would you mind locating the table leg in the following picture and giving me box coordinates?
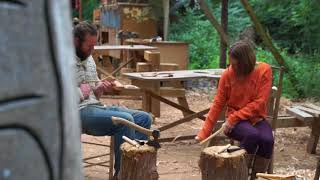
[307,117,320,154]
[132,79,160,117]
[170,81,190,117]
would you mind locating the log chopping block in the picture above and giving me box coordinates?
[118,142,159,180]
[199,145,248,180]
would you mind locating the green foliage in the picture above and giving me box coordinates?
[80,0,100,21]
[168,5,320,99]
[169,9,220,69]
[251,0,320,54]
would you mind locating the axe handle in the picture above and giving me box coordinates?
[112,117,153,137]
[200,123,226,145]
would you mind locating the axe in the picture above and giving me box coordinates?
[111,116,161,149]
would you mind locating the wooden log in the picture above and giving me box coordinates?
[199,145,248,180]
[118,142,159,180]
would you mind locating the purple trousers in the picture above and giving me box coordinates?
[226,120,274,159]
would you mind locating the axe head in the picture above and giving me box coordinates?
[152,130,160,139]
[147,140,161,149]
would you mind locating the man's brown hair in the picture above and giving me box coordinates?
[228,41,256,76]
[73,21,97,42]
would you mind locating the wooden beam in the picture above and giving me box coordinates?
[286,107,314,121]
[199,0,229,46]
[240,0,304,97]
[275,116,312,128]
[148,91,206,121]
[111,57,134,76]
[158,108,210,131]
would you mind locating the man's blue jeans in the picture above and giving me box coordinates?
[80,105,152,175]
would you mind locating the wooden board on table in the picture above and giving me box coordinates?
[295,105,320,117]
[303,104,320,112]
[123,69,223,82]
[94,45,157,51]
[286,107,314,121]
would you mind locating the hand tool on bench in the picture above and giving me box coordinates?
[112,116,161,149]
[200,123,226,145]
[217,144,231,154]
[226,146,243,153]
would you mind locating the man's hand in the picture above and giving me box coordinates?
[93,80,113,98]
[112,80,124,92]
[80,83,91,100]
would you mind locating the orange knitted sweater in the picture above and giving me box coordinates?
[197,62,272,140]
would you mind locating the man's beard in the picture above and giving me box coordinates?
[76,46,90,61]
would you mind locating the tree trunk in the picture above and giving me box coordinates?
[199,0,229,46]
[240,0,305,97]
[219,0,228,68]
[119,142,159,180]
[199,146,248,180]
[239,26,260,47]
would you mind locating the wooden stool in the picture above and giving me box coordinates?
[118,142,158,180]
[199,145,248,180]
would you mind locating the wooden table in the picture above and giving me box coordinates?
[123,69,223,141]
[93,45,157,75]
[285,104,320,154]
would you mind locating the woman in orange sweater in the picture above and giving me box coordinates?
[196,41,274,177]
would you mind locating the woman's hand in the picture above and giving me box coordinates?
[223,121,234,135]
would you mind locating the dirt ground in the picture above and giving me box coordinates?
[82,89,319,180]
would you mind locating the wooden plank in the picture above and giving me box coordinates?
[295,106,320,117]
[304,104,320,112]
[144,51,160,71]
[286,107,314,121]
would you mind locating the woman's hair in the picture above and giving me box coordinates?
[228,41,256,76]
